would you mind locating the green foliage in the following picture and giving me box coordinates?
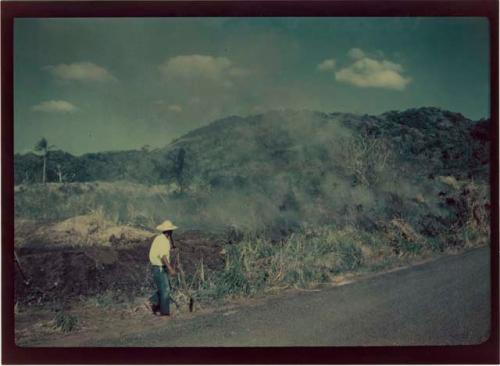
[34,138,48,153]
[169,217,489,306]
[334,240,365,271]
[15,149,164,185]
[15,108,490,186]
[14,153,42,184]
[53,311,79,333]
[167,147,191,193]
[214,262,251,298]
[185,226,369,301]
[425,237,445,252]
[397,239,422,255]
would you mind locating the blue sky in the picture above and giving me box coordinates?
[14,17,490,155]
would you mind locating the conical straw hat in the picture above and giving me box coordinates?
[156,220,178,231]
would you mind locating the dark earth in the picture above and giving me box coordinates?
[15,230,226,305]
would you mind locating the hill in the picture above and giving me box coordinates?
[13,107,491,307]
[165,107,489,183]
[15,107,489,186]
[14,107,490,236]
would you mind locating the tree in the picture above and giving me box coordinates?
[14,153,40,184]
[173,148,186,193]
[34,138,55,184]
[56,164,63,183]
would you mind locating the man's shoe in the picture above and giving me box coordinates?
[144,301,158,314]
[154,312,170,317]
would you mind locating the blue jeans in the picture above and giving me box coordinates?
[149,265,171,315]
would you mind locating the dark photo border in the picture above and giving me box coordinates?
[2,1,498,364]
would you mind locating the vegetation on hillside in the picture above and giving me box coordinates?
[14,107,491,308]
[15,108,489,185]
[15,107,490,233]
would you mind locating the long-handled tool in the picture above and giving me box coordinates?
[14,250,30,285]
[169,296,180,309]
[175,251,195,312]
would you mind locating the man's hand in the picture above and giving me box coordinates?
[162,255,177,277]
[167,263,177,277]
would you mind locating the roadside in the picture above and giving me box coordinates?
[16,245,490,347]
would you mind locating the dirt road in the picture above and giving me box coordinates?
[29,247,491,347]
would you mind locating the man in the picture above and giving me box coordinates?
[147,220,178,316]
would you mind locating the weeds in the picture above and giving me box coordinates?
[53,311,79,333]
[173,226,369,303]
[167,218,489,307]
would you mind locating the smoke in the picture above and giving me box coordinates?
[16,109,469,240]
[149,110,417,235]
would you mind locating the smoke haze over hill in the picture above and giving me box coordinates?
[15,107,490,236]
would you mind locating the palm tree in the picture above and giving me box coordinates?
[34,138,55,184]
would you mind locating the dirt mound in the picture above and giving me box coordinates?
[15,213,153,249]
[15,230,227,305]
[15,219,39,247]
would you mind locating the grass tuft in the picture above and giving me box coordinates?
[53,311,79,333]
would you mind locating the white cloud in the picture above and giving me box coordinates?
[32,100,78,113]
[348,48,365,60]
[335,50,411,90]
[168,104,183,113]
[44,62,116,82]
[317,59,336,71]
[158,54,249,88]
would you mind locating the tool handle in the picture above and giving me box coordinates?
[14,250,30,285]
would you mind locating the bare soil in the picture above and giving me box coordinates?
[15,230,226,305]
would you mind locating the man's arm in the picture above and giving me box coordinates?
[161,255,177,276]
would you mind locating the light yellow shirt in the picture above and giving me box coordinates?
[149,234,171,266]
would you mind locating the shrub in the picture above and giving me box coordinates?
[341,134,393,187]
[334,240,364,271]
[384,219,427,256]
